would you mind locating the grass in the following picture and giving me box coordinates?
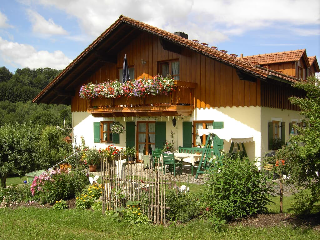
[6,176,27,186]
[0,208,319,240]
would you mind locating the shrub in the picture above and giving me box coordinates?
[118,201,150,225]
[165,189,201,222]
[291,190,317,215]
[203,156,274,221]
[0,184,33,207]
[31,169,88,204]
[75,183,102,209]
[52,199,68,210]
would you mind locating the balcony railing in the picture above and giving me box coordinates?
[88,81,197,117]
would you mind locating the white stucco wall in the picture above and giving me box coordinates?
[183,107,262,162]
[72,106,301,165]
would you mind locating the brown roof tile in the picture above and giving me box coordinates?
[242,49,310,67]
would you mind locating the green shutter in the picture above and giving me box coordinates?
[268,122,273,150]
[183,122,192,148]
[155,122,166,149]
[126,122,135,148]
[281,122,285,144]
[112,133,120,144]
[93,122,100,143]
[213,121,224,129]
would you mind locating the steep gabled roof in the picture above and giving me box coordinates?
[308,56,320,72]
[33,15,300,104]
[242,49,310,68]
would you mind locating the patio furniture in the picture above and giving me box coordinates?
[196,134,223,178]
[163,152,182,176]
[152,148,162,169]
[174,152,202,175]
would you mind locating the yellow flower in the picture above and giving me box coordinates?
[138,213,141,215]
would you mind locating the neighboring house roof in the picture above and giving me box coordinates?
[308,56,320,72]
[33,15,301,104]
[242,49,310,68]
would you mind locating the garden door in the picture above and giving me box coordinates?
[137,121,156,161]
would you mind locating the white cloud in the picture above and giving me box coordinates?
[291,28,320,36]
[27,0,319,46]
[0,11,13,28]
[0,37,72,69]
[27,9,68,36]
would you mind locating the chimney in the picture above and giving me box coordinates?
[174,32,188,39]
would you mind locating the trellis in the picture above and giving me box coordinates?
[100,155,166,224]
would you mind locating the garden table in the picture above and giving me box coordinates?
[174,152,202,175]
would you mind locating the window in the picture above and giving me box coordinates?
[119,67,134,83]
[268,121,285,150]
[93,121,120,144]
[137,121,155,156]
[193,121,213,147]
[159,60,179,80]
[101,121,113,143]
[289,121,298,135]
[273,121,280,139]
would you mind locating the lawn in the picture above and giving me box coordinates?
[0,208,319,240]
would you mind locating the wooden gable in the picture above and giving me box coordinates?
[34,15,307,115]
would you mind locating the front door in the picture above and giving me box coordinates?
[137,121,156,160]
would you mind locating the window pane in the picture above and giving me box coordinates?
[129,68,134,80]
[139,133,146,143]
[149,123,155,132]
[149,133,155,144]
[103,123,108,131]
[138,123,146,132]
[103,133,107,141]
[119,69,123,82]
[139,144,146,154]
[161,63,169,77]
[206,123,213,129]
[172,61,179,76]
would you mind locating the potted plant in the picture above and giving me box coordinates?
[110,122,125,134]
[85,149,101,172]
[125,147,136,163]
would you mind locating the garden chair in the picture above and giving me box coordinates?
[163,152,182,177]
[152,148,162,169]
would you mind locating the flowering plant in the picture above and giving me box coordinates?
[79,75,176,100]
[110,122,125,134]
[81,148,101,166]
[102,145,120,161]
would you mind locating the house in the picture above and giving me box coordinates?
[33,15,319,166]
[242,49,319,80]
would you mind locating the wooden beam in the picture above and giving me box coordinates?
[236,69,257,82]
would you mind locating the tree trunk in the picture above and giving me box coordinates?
[279,175,283,213]
[1,174,7,188]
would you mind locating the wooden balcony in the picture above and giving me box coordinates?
[88,81,197,117]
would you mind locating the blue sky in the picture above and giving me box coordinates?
[0,0,319,73]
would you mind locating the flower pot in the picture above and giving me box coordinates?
[89,165,97,172]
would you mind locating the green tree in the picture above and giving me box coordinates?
[0,67,13,83]
[37,125,72,169]
[275,76,320,213]
[0,123,42,188]
[0,124,72,188]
